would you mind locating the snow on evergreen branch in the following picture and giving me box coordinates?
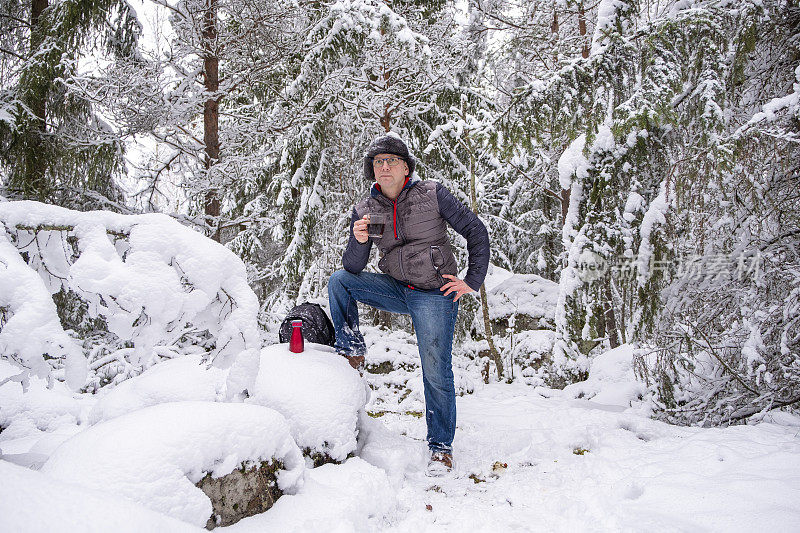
[0,201,260,396]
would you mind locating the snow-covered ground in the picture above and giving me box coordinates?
[361,384,800,532]
[2,331,800,531]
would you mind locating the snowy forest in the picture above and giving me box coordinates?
[1,0,799,530]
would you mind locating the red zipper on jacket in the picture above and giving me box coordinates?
[375,176,409,241]
[393,199,398,239]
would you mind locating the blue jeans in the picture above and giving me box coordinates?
[328,269,459,454]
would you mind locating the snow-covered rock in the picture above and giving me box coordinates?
[364,327,421,375]
[464,273,559,385]
[248,344,368,463]
[484,273,559,332]
[511,329,556,363]
[513,329,558,383]
[563,344,647,407]
[197,459,285,528]
[41,401,305,527]
[359,324,475,420]
[223,457,396,532]
[84,343,368,464]
[88,354,226,424]
[0,460,201,532]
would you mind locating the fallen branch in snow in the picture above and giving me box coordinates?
[7,223,128,238]
[724,395,800,424]
[693,326,759,397]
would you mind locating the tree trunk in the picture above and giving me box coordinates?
[466,135,503,380]
[603,278,620,348]
[578,1,589,59]
[551,5,559,66]
[561,184,570,223]
[553,7,573,222]
[379,63,392,132]
[26,0,49,199]
[30,0,47,121]
[380,105,392,133]
[202,0,221,240]
[478,284,503,379]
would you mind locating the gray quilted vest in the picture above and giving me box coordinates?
[354,180,458,290]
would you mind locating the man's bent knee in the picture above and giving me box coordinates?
[329,269,356,287]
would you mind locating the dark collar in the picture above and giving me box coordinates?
[370,176,418,200]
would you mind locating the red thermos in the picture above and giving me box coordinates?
[289,319,304,353]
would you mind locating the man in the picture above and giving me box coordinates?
[327,133,489,475]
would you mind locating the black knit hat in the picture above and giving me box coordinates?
[363,134,416,181]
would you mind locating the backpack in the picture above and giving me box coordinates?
[278,302,336,347]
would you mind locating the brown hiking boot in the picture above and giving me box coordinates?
[426,451,453,476]
[339,353,365,372]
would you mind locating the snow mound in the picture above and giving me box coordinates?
[248,344,368,461]
[512,330,556,360]
[0,359,88,468]
[564,344,647,407]
[223,457,396,532]
[0,360,84,434]
[357,410,427,480]
[486,273,558,322]
[365,327,421,371]
[0,460,200,532]
[480,263,513,291]
[41,401,305,527]
[89,354,226,424]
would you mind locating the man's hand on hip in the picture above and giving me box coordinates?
[353,215,369,244]
[440,274,475,301]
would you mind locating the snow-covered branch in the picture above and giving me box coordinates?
[0,201,260,396]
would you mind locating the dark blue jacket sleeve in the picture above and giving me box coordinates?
[436,184,490,291]
[342,207,371,273]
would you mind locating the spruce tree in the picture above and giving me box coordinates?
[499,0,735,386]
[647,0,800,424]
[0,0,139,205]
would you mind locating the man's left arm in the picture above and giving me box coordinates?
[436,183,490,297]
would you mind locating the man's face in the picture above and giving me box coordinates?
[373,153,409,198]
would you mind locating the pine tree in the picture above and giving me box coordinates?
[646,0,800,424]
[467,0,598,280]
[0,0,139,205]
[498,0,736,386]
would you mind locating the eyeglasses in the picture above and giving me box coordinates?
[372,157,403,168]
